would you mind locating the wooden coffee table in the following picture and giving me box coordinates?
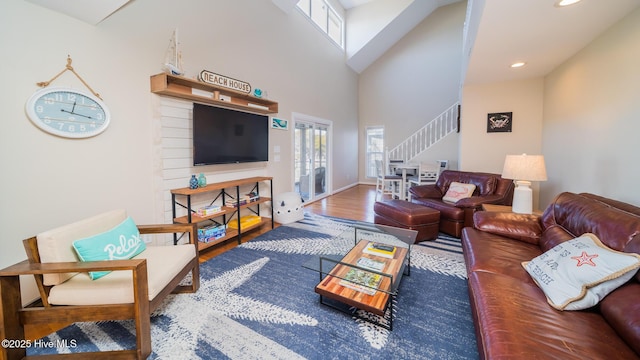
[304,223,416,330]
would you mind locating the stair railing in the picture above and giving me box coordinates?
[388,102,459,163]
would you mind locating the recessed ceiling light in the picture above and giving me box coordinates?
[511,62,526,68]
[555,0,582,7]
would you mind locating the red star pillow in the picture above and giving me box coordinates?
[522,233,640,310]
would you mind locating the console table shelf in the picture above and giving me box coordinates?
[173,198,272,224]
[170,176,273,251]
[150,73,278,115]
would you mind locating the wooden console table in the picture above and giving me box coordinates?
[171,176,273,251]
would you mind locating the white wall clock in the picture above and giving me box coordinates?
[25,87,111,138]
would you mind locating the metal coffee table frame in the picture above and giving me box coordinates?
[304,222,417,331]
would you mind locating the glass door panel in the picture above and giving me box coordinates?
[294,119,330,202]
[314,125,328,198]
[295,123,313,201]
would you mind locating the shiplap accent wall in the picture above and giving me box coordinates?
[157,97,193,224]
[152,96,270,245]
[150,96,194,245]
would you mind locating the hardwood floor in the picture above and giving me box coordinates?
[304,184,378,223]
[198,184,379,262]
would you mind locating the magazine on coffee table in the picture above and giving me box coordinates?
[356,257,385,272]
[339,268,382,295]
[363,242,397,258]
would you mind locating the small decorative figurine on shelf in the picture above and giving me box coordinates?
[198,173,207,188]
[189,175,198,189]
[253,88,268,99]
[163,29,184,76]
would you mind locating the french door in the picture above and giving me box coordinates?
[293,114,331,202]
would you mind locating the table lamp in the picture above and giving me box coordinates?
[501,154,547,214]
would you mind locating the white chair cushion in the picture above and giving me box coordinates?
[37,210,128,286]
[47,244,196,305]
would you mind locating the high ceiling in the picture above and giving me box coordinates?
[339,0,374,10]
[464,0,640,85]
[23,0,640,85]
[24,0,131,25]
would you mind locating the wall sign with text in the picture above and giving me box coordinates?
[199,70,251,94]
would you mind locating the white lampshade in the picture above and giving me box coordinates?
[502,154,547,182]
[502,154,547,214]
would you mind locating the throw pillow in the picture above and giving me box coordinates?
[442,181,476,203]
[72,216,146,280]
[522,233,640,311]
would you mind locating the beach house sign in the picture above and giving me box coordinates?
[199,70,251,94]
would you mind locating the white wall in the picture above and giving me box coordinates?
[358,1,465,182]
[461,7,640,210]
[460,78,545,171]
[541,7,640,207]
[0,0,358,270]
[459,78,544,208]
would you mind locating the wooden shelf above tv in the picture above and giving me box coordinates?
[150,73,278,115]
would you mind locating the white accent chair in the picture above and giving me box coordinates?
[0,209,199,359]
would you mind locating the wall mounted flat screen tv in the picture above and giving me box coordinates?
[192,103,269,165]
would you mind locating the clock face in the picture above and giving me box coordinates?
[25,87,110,138]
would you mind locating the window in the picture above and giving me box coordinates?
[365,127,384,178]
[296,0,344,48]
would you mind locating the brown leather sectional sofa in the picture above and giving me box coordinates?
[409,170,514,237]
[462,192,640,359]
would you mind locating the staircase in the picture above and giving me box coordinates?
[388,102,459,163]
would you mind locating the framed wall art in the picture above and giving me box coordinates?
[487,112,512,133]
[271,117,289,130]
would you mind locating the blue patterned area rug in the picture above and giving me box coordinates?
[28,213,478,359]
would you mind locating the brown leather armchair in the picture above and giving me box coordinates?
[409,170,514,237]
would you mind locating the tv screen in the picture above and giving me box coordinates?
[192,103,269,165]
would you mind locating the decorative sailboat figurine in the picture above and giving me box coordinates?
[162,29,184,76]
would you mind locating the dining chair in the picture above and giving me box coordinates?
[375,159,402,200]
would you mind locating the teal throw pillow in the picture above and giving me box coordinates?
[72,216,146,280]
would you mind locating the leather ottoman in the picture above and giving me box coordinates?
[374,200,440,242]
